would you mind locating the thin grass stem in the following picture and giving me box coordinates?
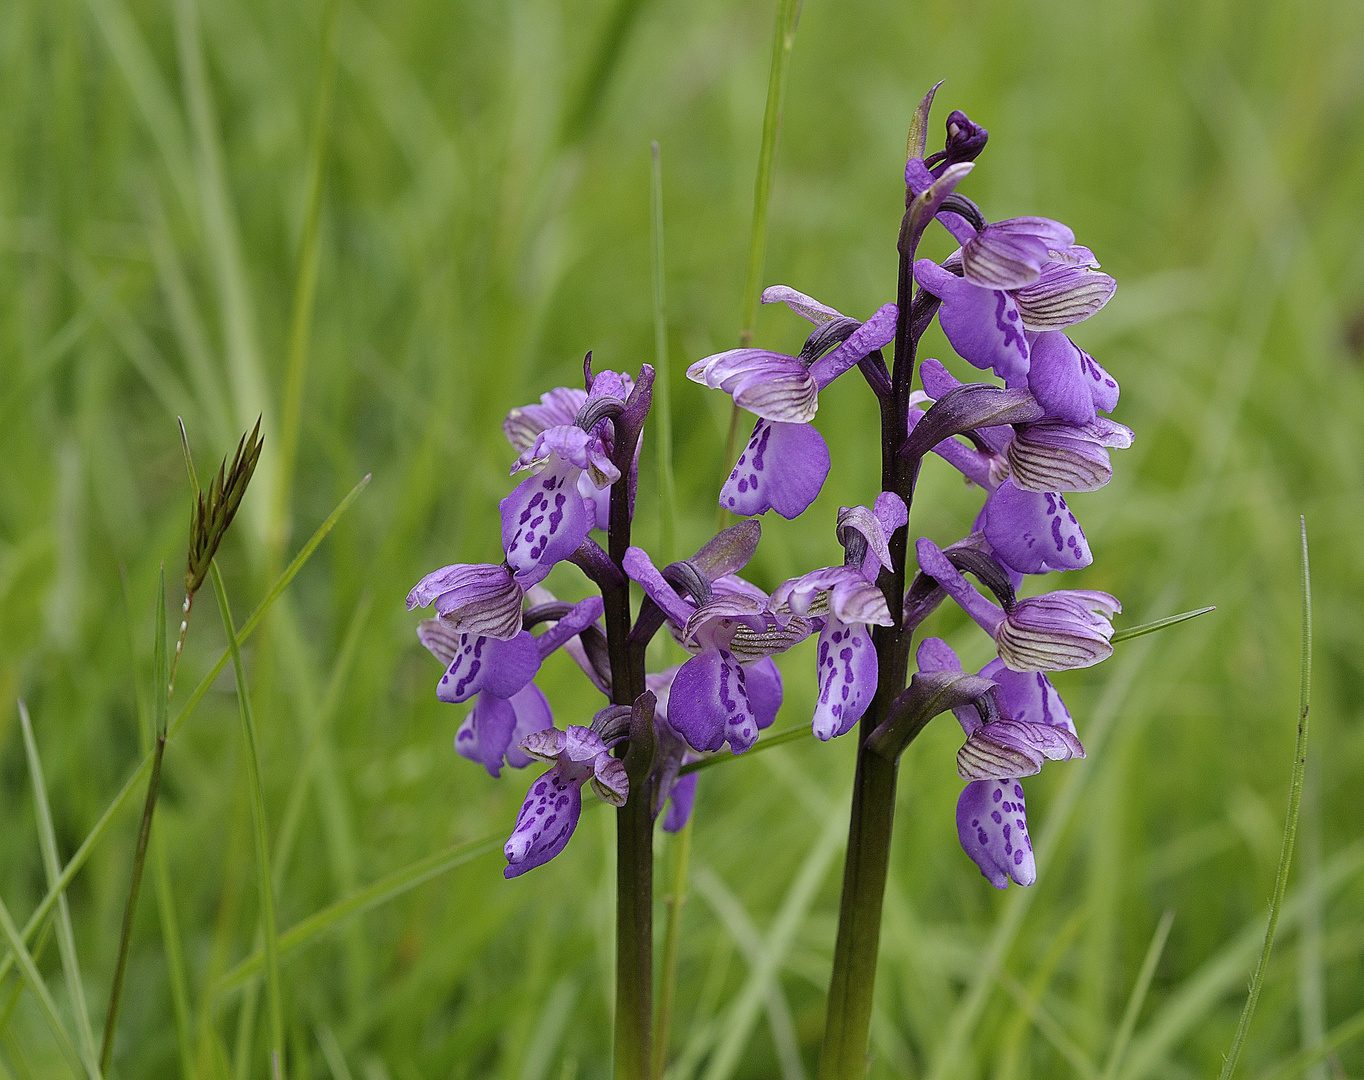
[652,817,692,1079]
[718,0,804,524]
[1110,607,1216,643]
[100,564,171,1074]
[210,562,287,1079]
[1101,909,1174,1080]
[1215,517,1312,1080]
[17,703,100,1077]
[650,141,677,563]
[0,894,91,1079]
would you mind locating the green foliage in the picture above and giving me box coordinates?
[1,0,1363,1078]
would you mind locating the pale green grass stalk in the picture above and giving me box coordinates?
[1110,607,1216,643]
[210,562,286,1080]
[1216,518,1313,1080]
[0,893,90,1079]
[719,0,804,509]
[269,0,339,567]
[1101,910,1175,1080]
[650,140,677,564]
[0,474,367,991]
[17,702,100,1077]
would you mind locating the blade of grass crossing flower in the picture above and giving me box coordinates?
[270,0,339,570]
[0,895,90,1079]
[720,0,804,524]
[1215,518,1312,1080]
[0,475,368,992]
[216,834,500,993]
[650,141,677,564]
[678,724,811,777]
[210,562,286,1079]
[1110,607,1216,643]
[1101,910,1174,1080]
[101,565,171,1074]
[17,703,100,1077]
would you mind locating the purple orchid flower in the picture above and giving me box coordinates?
[918,357,1132,495]
[687,289,897,519]
[771,494,905,739]
[500,372,638,585]
[504,725,629,878]
[503,372,637,532]
[915,537,1120,672]
[647,666,702,833]
[918,637,1084,888]
[623,546,793,754]
[416,595,605,777]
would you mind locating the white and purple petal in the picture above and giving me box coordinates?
[504,765,584,878]
[720,420,831,520]
[957,718,1085,781]
[501,458,595,587]
[808,303,898,389]
[686,349,818,423]
[504,387,588,452]
[1013,263,1116,331]
[408,563,524,641]
[957,778,1035,888]
[979,659,1076,735]
[812,617,878,741]
[997,590,1120,672]
[1006,418,1132,493]
[760,285,846,325]
[668,648,756,754]
[437,629,542,703]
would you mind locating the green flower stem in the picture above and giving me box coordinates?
[817,717,899,1079]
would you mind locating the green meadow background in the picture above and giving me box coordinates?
[2,0,1363,1076]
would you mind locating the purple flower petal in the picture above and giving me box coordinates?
[960,218,1074,291]
[1014,263,1116,331]
[662,772,697,833]
[760,285,846,325]
[957,718,1085,781]
[808,303,898,389]
[812,617,878,740]
[1025,332,1120,425]
[504,387,588,452]
[981,481,1092,575]
[720,420,831,520]
[533,595,607,658]
[455,693,518,776]
[914,637,981,735]
[957,778,1035,888]
[408,563,525,641]
[1006,418,1132,493]
[500,685,555,770]
[744,655,783,731]
[914,538,1006,636]
[914,260,1030,382]
[501,458,594,587]
[590,752,630,806]
[997,590,1120,672]
[504,765,584,878]
[686,349,818,423]
[979,659,1075,735]
[437,629,542,703]
[622,546,695,628]
[668,648,757,754]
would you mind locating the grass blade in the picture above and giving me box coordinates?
[1252,1006,1364,1080]
[1102,910,1174,1080]
[678,724,811,777]
[0,894,89,1079]
[651,140,677,564]
[269,0,339,569]
[216,834,499,993]
[210,562,286,1079]
[0,474,368,991]
[17,703,100,1077]
[720,0,804,510]
[1215,517,1312,1080]
[1110,607,1216,643]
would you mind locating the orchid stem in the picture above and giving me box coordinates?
[818,206,924,1079]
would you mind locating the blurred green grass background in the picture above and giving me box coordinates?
[2,0,1364,1076]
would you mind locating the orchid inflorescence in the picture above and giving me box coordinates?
[408,84,1129,1072]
